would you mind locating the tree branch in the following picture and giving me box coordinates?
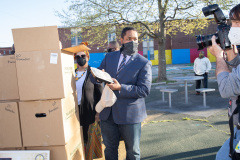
[164,1,194,22]
[144,0,155,20]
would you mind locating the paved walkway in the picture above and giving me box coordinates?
[97,63,230,160]
[141,63,229,160]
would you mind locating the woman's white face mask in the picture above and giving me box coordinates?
[228,27,240,45]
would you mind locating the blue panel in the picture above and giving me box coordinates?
[147,50,150,60]
[88,52,106,68]
[172,49,190,64]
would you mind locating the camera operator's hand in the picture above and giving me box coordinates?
[208,36,231,76]
[208,36,224,59]
[209,36,237,61]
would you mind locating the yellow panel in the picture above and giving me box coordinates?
[151,50,159,65]
[207,49,216,62]
[150,60,157,65]
[151,50,172,65]
[165,50,172,64]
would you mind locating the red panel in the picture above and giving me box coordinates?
[138,51,143,56]
[190,48,207,63]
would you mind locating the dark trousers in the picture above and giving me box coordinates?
[101,112,141,160]
[195,73,208,93]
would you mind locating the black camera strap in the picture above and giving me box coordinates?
[229,96,240,158]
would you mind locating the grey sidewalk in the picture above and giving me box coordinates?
[141,63,230,160]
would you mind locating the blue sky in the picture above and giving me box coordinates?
[0,0,69,47]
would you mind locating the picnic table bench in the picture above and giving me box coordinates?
[195,88,215,107]
[160,89,178,108]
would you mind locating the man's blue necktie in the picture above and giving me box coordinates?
[116,55,127,76]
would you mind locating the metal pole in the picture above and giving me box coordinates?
[203,92,206,107]
[162,91,165,102]
[169,92,172,108]
[185,81,188,104]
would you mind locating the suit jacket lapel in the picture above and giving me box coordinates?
[111,51,121,78]
[127,53,138,65]
[116,53,138,78]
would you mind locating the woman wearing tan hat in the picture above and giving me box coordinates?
[75,42,103,145]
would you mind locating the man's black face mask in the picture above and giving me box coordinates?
[120,41,138,56]
[76,55,87,66]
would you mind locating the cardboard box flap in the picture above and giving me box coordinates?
[12,26,60,52]
[61,44,91,54]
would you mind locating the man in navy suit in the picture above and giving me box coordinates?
[96,27,152,160]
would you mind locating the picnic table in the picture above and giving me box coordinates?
[170,76,204,104]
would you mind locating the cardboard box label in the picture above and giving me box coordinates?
[4,104,16,114]
[15,53,31,61]
[50,53,58,64]
[7,56,16,64]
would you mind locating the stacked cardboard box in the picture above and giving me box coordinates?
[0,55,22,150]
[0,26,86,160]
[0,101,22,149]
[0,55,19,100]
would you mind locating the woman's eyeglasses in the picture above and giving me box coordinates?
[76,54,86,58]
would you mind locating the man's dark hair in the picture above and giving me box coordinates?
[109,41,119,48]
[121,27,137,38]
[229,4,240,21]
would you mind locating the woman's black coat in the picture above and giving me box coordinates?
[78,65,103,143]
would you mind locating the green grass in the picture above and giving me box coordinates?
[165,80,177,84]
[187,63,194,66]
[152,78,158,83]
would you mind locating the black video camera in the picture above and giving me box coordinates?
[196,4,231,50]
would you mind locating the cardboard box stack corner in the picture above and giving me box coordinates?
[0,26,86,160]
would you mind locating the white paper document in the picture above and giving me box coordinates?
[90,67,113,84]
[50,53,58,64]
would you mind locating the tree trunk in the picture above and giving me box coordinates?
[157,0,167,82]
[157,39,167,81]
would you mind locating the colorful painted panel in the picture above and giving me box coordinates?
[138,51,143,56]
[150,50,158,65]
[166,50,172,64]
[207,48,216,62]
[172,49,190,64]
[88,52,106,68]
[190,48,207,63]
[150,50,172,65]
